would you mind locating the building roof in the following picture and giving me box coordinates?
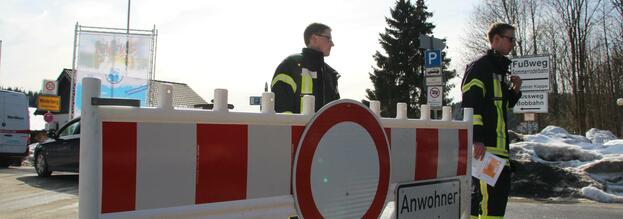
[150,80,208,108]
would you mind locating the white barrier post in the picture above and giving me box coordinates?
[420,104,430,120]
[396,102,407,120]
[79,77,102,219]
[158,83,174,110]
[261,92,275,114]
[462,107,474,219]
[302,95,315,115]
[463,108,473,123]
[369,100,381,116]
[441,106,452,121]
[213,89,228,112]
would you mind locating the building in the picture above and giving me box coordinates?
[36,69,208,130]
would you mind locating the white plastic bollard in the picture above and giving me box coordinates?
[302,95,315,115]
[79,77,101,219]
[158,83,174,110]
[420,104,430,120]
[463,107,473,123]
[261,92,275,114]
[213,89,228,112]
[396,102,407,120]
[370,100,381,116]
[442,106,452,121]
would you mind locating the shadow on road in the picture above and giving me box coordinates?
[14,168,79,196]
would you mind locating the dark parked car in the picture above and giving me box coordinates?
[34,117,80,176]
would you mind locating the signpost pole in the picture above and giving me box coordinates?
[429,36,438,119]
[512,55,551,134]
[421,35,445,120]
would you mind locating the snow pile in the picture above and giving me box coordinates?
[510,125,623,203]
[601,140,623,155]
[586,128,617,144]
[533,143,601,162]
[581,186,623,203]
[530,126,592,145]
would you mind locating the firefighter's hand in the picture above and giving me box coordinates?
[510,75,522,93]
[473,142,485,161]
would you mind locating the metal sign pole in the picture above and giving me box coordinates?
[430,35,437,119]
[0,40,3,76]
[421,34,446,120]
[125,0,131,86]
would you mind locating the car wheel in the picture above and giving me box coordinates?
[0,160,8,168]
[35,153,52,177]
[10,158,23,167]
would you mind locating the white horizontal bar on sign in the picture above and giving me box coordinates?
[380,118,471,129]
[97,107,313,126]
[100,195,296,219]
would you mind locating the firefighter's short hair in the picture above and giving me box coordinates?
[487,23,516,43]
[304,23,331,46]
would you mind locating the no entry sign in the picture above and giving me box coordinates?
[42,79,58,95]
[293,100,391,219]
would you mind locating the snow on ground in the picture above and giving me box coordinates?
[511,125,623,203]
[586,128,618,144]
[581,186,623,203]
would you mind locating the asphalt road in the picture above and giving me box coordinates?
[506,198,623,219]
[1,166,621,219]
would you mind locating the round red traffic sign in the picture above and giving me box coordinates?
[293,100,390,219]
[429,87,440,98]
[43,112,54,123]
[45,81,56,91]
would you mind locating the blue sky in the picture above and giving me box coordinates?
[0,0,480,112]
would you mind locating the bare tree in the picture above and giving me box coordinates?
[548,0,602,133]
[613,0,623,18]
[461,0,623,136]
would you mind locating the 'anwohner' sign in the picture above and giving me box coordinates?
[510,55,550,91]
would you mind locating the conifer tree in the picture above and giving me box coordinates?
[366,0,454,118]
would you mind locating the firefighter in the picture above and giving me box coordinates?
[462,22,522,219]
[271,23,340,113]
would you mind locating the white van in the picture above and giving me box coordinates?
[0,90,30,167]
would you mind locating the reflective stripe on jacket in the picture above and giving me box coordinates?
[271,48,340,113]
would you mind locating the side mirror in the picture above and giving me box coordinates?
[47,130,56,139]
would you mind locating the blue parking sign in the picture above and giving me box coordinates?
[424,50,442,68]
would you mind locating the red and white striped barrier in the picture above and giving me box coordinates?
[79,78,472,219]
[99,122,301,214]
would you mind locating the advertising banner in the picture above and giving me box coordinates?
[73,31,153,117]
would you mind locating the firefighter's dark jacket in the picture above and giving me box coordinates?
[461,50,522,161]
[271,48,340,113]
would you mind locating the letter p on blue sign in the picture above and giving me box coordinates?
[425,50,442,68]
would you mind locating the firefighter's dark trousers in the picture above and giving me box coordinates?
[471,166,511,219]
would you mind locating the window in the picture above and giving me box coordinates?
[59,121,80,137]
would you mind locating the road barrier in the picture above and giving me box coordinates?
[79,77,472,219]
